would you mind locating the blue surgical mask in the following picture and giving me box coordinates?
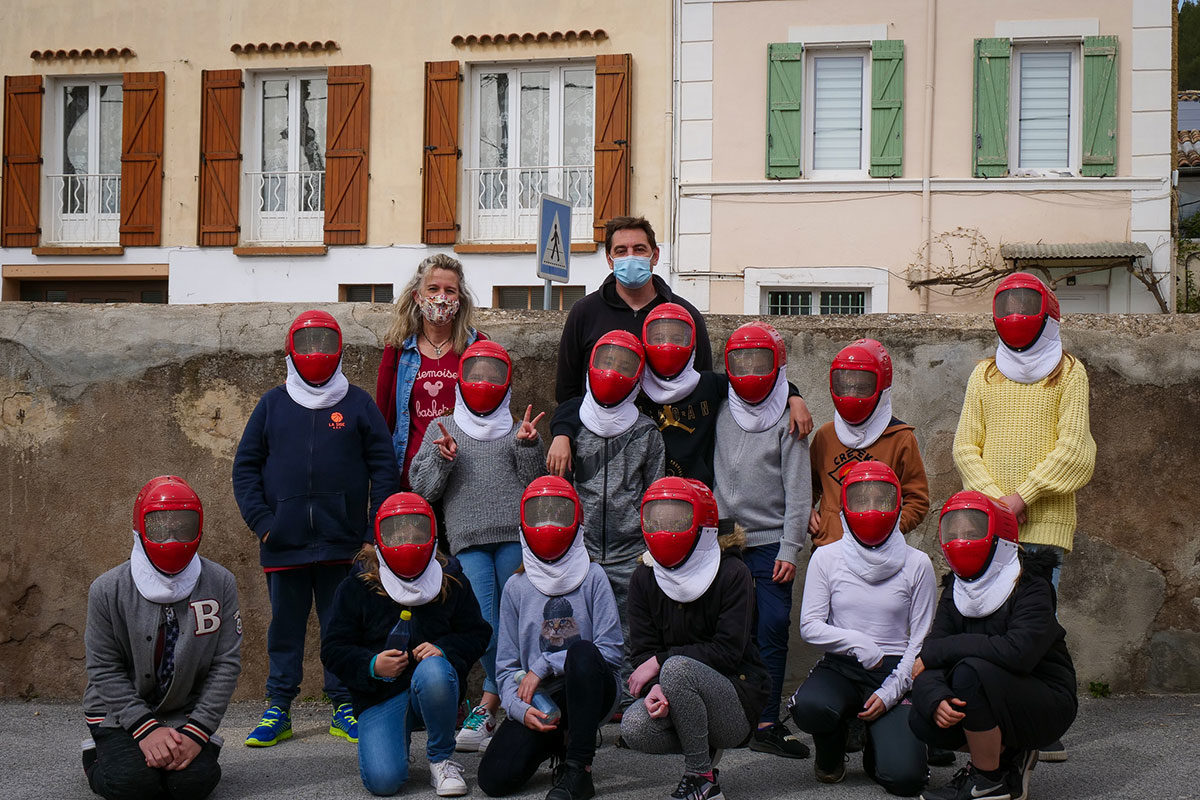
[613,256,653,289]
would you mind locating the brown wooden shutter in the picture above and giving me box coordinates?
[422,61,460,244]
[593,53,632,243]
[119,71,165,246]
[197,69,242,246]
[324,64,371,245]
[2,75,43,247]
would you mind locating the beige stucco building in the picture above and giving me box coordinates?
[669,0,1176,315]
[0,1,672,306]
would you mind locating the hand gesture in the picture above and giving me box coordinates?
[434,422,458,461]
[546,435,573,476]
[911,657,925,680]
[166,733,202,771]
[807,508,821,537]
[375,648,409,678]
[934,698,966,729]
[517,669,541,704]
[523,707,558,731]
[627,656,661,698]
[858,693,886,721]
[772,559,796,584]
[139,726,182,769]
[412,642,444,661]
[516,405,545,441]
[998,493,1027,524]
[645,684,669,719]
[786,395,814,439]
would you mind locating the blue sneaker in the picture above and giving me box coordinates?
[245,706,292,747]
[330,703,358,742]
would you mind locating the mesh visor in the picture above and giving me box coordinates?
[523,495,577,528]
[645,318,693,348]
[379,514,432,547]
[994,287,1043,317]
[844,481,898,513]
[461,356,508,385]
[292,327,340,355]
[831,369,878,398]
[143,509,200,544]
[642,499,695,533]
[939,508,990,545]
[592,344,641,378]
[726,347,775,377]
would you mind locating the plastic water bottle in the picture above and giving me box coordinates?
[386,610,413,653]
[515,670,561,723]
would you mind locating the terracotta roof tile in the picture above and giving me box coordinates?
[231,40,338,54]
[451,29,607,46]
[1179,130,1200,169]
[31,47,134,60]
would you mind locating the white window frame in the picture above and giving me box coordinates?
[243,69,328,245]
[803,47,872,180]
[42,75,123,245]
[464,60,596,244]
[1008,41,1082,176]
[743,267,890,315]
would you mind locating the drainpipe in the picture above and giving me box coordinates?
[920,0,937,313]
[667,0,681,291]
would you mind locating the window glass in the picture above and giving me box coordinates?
[812,56,863,170]
[1018,51,1071,168]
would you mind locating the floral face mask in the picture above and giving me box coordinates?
[417,293,460,324]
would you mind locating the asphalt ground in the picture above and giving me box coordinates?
[3,695,1196,799]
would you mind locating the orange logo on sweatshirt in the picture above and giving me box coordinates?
[329,411,345,430]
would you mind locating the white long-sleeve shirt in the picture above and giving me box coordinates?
[800,542,935,710]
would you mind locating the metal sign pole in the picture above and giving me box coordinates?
[543,278,553,311]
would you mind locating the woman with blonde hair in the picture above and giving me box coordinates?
[321,492,491,797]
[375,253,487,489]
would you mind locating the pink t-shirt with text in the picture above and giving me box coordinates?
[401,350,461,488]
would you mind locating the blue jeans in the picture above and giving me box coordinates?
[265,564,351,708]
[357,656,460,796]
[743,541,793,724]
[457,542,522,696]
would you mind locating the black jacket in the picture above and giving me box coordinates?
[554,274,712,403]
[912,550,1076,723]
[321,559,491,717]
[626,544,770,734]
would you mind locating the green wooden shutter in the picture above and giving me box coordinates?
[1081,35,1118,177]
[972,38,1011,177]
[869,40,904,177]
[767,42,804,179]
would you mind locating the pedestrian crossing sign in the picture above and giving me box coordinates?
[537,194,571,282]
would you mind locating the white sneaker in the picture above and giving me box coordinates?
[454,704,496,752]
[430,758,468,797]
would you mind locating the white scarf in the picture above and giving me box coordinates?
[377,547,445,607]
[520,527,591,597]
[833,387,894,451]
[995,318,1063,384]
[130,532,201,604]
[451,385,514,442]
[726,369,788,433]
[641,352,702,405]
[838,515,907,583]
[953,538,1021,618]
[579,376,640,437]
[284,355,350,409]
[644,526,721,603]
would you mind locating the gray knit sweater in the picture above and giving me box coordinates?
[572,414,666,565]
[713,405,811,565]
[409,415,546,555]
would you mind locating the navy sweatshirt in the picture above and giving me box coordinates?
[320,559,491,717]
[232,385,401,569]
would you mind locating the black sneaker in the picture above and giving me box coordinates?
[845,717,866,753]
[1007,749,1038,800]
[669,772,724,800]
[952,766,1010,800]
[547,760,595,800]
[1038,739,1067,762]
[920,765,972,800]
[928,745,957,767]
[814,756,846,784]
[749,722,811,759]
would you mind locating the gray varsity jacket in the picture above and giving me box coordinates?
[83,557,242,748]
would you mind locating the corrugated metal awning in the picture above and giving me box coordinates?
[1000,242,1152,260]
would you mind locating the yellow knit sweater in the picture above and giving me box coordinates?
[952,357,1096,551]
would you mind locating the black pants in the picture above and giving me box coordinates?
[87,726,221,800]
[909,657,1077,752]
[790,653,927,797]
[477,640,616,797]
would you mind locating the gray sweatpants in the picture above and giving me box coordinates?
[601,556,640,697]
[620,655,750,773]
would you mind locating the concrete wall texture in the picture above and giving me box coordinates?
[1,304,1198,701]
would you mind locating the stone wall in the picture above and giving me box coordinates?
[1,304,1197,699]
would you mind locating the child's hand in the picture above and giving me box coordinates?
[516,405,545,441]
[998,493,1027,524]
[523,707,558,731]
[912,657,925,679]
[858,693,886,721]
[375,648,409,678]
[546,435,573,476]
[787,395,814,439]
[434,422,458,461]
[807,509,820,536]
[517,669,541,703]
[772,560,796,583]
[627,656,661,697]
[412,642,444,661]
[645,684,669,719]
[934,698,966,728]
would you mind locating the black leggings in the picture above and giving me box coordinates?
[790,654,927,797]
[477,640,617,797]
[87,726,221,800]
[909,658,1077,752]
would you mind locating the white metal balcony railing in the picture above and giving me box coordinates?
[45,173,120,244]
[245,170,325,244]
[465,165,594,243]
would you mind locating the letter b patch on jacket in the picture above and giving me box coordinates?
[190,599,222,636]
